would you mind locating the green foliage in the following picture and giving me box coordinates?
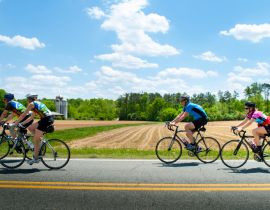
[0,89,6,113]
[159,108,178,121]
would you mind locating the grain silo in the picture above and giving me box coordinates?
[55,96,68,119]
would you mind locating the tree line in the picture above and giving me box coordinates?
[0,82,269,121]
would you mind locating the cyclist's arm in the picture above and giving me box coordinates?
[14,104,34,125]
[0,110,8,122]
[236,118,249,127]
[172,112,189,124]
[238,118,255,131]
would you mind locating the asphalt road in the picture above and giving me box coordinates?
[0,159,270,210]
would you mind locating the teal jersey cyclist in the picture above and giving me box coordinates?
[14,93,54,165]
[170,94,208,150]
[0,93,34,138]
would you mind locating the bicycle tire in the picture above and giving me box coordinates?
[196,137,221,163]
[40,139,70,169]
[0,141,26,169]
[262,141,270,167]
[155,137,182,164]
[220,140,249,168]
[0,136,11,159]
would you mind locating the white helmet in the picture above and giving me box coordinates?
[25,93,38,100]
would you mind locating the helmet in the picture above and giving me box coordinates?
[3,93,14,101]
[25,93,38,100]
[245,101,256,108]
[180,94,190,102]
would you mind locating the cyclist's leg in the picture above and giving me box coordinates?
[184,123,196,144]
[28,122,39,158]
[252,127,268,154]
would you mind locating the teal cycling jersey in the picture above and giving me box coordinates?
[31,101,52,119]
[5,101,26,117]
[183,102,207,120]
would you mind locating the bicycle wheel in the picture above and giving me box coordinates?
[196,137,221,163]
[0,136,10,159]
[40,139,70,169]
[220,140,249,168]
[262,142,270,167]
[155,137,182,164]
[0,141,26,169]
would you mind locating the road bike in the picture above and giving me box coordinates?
[0,123,70,169]
[155,122,221,164]
[220,126,270,168]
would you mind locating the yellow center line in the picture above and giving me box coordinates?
[1,180,270,187]
[1,184,270,191]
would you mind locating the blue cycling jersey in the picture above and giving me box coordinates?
[183,102,207,120]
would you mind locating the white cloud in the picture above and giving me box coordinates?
[220,23,270,43]
[55,65,82,73]
[90,0,179,69]
[0,34,45,50]
[86,7,106,19]
[156,67,218,79]
[193,51,226,62]
[226,62,270,92]
[237,57,248,62]
[25,64,52,74]
[95,53,158,69]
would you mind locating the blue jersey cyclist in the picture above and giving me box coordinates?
[14,93,54,165]
[170,94,208,150]
[0,93,33,138]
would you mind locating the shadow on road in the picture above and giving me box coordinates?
[0,168,44,174]
[220,167,270,174]
[156,162,202,167]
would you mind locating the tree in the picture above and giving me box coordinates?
[262,83,270,113]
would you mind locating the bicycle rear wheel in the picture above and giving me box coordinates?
[220,140,249,168]
[40,139,70,169]
[155,137,182,164]
[0,141,26,169]
[0,136,10,159]
[196,137,221,163]
[262,142,270,167]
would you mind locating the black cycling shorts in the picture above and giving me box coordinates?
[264,125,270,134]
[20,114,33,128]
[37,116,54,132]
[192,118,208,130]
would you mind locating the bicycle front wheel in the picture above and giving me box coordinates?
[155,137,182,164]
[196,137,221,163]
[220,140,249,168]
[0,137,10,159]
[40,139,70,169]
[262,142,270,167]
[0,141,26,169]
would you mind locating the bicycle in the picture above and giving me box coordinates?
[0,123,70,169]
[220,126,270,168]
[155,122,221,164]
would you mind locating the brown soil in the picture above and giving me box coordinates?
[67,121,258,150]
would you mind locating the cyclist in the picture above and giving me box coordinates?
[14,93,54,165]
[234,101,270,160]
[0,93,33,138]
[170,94,208,150]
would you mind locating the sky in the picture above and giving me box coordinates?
[0,0,270,99]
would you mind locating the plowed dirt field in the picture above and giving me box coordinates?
[66,121,257,150]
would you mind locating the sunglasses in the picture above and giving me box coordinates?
[244,107,249,110]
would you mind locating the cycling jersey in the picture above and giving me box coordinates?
[5,101,27,117]
[246,110,270,125]
[31,101,52,119]
[183,102,207,120]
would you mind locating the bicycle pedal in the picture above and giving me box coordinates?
[188,151,195,157]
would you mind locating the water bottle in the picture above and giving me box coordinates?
[26,140,34,150]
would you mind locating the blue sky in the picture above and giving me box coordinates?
[0,0,270,99]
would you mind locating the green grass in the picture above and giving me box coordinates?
[45,123,152,143]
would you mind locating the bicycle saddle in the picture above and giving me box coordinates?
[198,126,206,132]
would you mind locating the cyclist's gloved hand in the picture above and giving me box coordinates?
[17,123,26,129]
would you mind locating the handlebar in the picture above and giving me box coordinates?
[164,121,178,132]
[231,126,246,137]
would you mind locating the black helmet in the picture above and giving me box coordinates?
[180,94,190,102]
[25,93,38,100]
[245,101,256,108]
[3,93,14,101]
